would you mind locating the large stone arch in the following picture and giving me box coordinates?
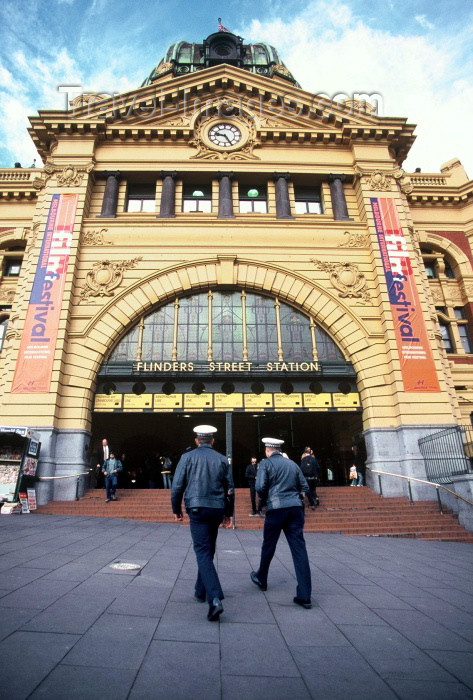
[70,256,372,394]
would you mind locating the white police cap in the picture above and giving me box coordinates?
[193,424,217,437]
[262,437,284,448]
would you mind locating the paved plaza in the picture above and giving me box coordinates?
[0,514,472,699]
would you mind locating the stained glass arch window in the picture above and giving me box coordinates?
[107,290,345,363]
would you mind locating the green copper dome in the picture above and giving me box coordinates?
[143,30,299,87]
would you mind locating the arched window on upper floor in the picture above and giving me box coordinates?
[421,244,473,355]
[106,290,346,365]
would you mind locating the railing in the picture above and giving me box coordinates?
[367,467,473,514]
[418,426,472,484]
[37,470,91,500]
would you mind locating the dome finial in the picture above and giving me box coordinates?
[217,17,230,32]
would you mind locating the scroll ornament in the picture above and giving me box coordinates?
[338,231,370,248]
[79,257,142,301]
[355,166,413,194]
[82,228,113,246]
[311,259,371,303]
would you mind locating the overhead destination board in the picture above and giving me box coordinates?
[274,393,303,410]
[124,394,153,411]
[244,394,274,411]
[94,394,123,411]
[153,394,183,411]
[303,393,333,409]
[333,393,360,409]
[214,393,244,411]
[184,394,213,410]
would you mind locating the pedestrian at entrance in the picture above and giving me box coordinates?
[160,455,173,489]
[95,438,110,489]
[300,447,320,509]
[245,457,263,516]
[102,451,123,502]
[251,437,313,609]
[171,425,234,622]
[349,464,358,486]
[352,445,365,487]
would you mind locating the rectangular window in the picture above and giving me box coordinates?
[439,321,454,353]
[126,184,156,212]
[4,258,22,276]
[0,319,8,352]
[294,186,322,215]
[239,185,268,213]
[182,185,212,213]
[455,308,473,353]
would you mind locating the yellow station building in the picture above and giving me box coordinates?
[1,28,472,523]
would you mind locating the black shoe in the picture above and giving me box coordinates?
[250,571,267,591]
[293,596,312,609]
[194,591,205,602]
[207,597,223,621]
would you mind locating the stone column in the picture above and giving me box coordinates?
[217,172,234,218]
[273,172,294,219]
[159,171,177,218]
[329,174,352,220]
[98,171,121,218]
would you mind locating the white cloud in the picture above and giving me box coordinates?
[241,1,473,177]
[415,14,434,30]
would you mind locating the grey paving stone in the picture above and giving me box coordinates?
[129,639,221,699]
[385,678,473,699]
[347,584,415,610]
[0,577,78,609]
[221,674,311,699]
[291,644,398,699]
[0,566,46,590]
[220,622,300,677]
[340,623,459,681]
[319,593,391,625]
[0,630,80,698]
[427,650,473,690]
[63,612,158,669]
[0,606,39,641]
[30,664,137,699]
[108,579,171,617]
[376,609,473,652]
[21,552,77,570]
[21,593,111,633]
[271,603,351,647]
[155,600,221,642]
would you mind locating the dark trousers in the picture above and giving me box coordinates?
[306,477,318,506]
[104,474,117,500]
[248,481,260,513]
[188,507,225,603]
[257,506,311,600]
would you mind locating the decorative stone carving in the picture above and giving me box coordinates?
[155,61,173,75]
[444,286,463,302]
[429,288,444,304]
[79,257,142,302]
[82,228,113,246]
[0,289,15,304]
[462,284,473,298]
[32,162,54,190]
[354,166,413,194]
[57,166,83,187]
[338,231,370,248]
[341,98,377,114]
[190,115,258,161]
[69,93,109,108]
[311,259,371,303]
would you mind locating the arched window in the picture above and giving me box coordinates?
[107,291,345,364]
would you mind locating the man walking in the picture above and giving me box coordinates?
[245,456,262,516]
[300,447,320,509]
[171,425,234,621]
[102,451,122,502]
[251,437,313,609]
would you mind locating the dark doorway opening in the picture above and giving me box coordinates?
[91,410,363,488]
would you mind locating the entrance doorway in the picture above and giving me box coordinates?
[91,410,363,488]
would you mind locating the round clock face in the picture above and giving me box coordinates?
[208,123,242,149]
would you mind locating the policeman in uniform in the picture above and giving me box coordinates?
[171,425,234,621]
[250,437,313,608]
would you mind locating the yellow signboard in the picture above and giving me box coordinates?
[333,393,361,409]
[184,394,213,410]
[274,393,303,410]
[123,394,153,411]
[244,394,274,411]
[94,394,123,411]
[303,393,333,409]
[214,393,244,410]
[153,394,183,411]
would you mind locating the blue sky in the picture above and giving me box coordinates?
[1,0,472,176]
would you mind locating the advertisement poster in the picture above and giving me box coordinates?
[27,489,37,510]
[12,193,78,393]
[371,197,440,392]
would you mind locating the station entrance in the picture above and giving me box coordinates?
[91,409,364,488]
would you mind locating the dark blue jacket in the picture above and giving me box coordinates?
[171,443,234,514]
[256,451,308,511]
